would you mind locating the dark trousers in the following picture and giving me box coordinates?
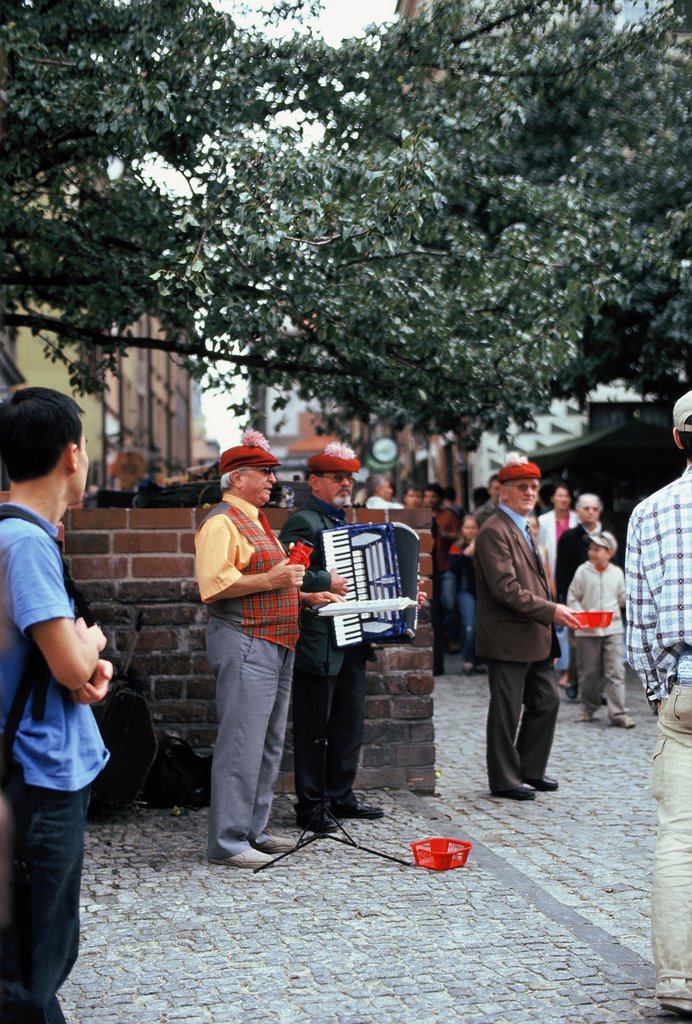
[486,658,560,793]
[1,765,89,1024]
[292,647,366,818]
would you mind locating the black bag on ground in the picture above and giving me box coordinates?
[91,674,159,809]
[142,735,211,808]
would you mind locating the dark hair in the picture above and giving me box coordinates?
[441,486,456,502]
[0,387,83,482]
[424,483,443,499]
[551,482,572,499]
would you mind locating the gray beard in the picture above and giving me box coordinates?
[332,494,352,509]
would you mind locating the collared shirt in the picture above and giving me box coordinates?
[626,464,692,704]
[312,496,347,524]
[498,503,533,551]
[195,491,269,603]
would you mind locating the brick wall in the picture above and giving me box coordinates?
[63,505,436,795]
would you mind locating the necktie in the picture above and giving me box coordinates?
[258,509,274,537]
[525,525,545,578]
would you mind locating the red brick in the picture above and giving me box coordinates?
[406,767,436,793]
[394,696,433,719]
[113,532,179,553]
[418,532,434,554]
[408,675,434,695]
[180,533,196,554]
[115,627,179,652]
[64,532,111,555]
[187,677,215,700]
[137,605,200,625]
[129,508,196,529]
[361,747,394,768]
[355,765,405,788]
[131,556,195,578]
[153,679,185,700]
[362,722,410,745]
[378,649,430,671]
[135,653,193,676]
[409,722,435,742]
[151,702,207,723]
[395,742,435,766]
[388,509,432,529]
[419,553,433,577]
[118,581,184,601]
[364,697,391,718]
[68,508,128,530]
[70,555,129,581]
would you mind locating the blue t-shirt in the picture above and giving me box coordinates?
[0,504,109,790]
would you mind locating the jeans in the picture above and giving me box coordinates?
[456,589,477,664]
[1,765,90,1024]
[554,625,570,672]
[651,687,692,1012]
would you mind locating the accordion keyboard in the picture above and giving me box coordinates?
[321,524,408,648]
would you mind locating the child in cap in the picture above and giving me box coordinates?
[567,532,635,728]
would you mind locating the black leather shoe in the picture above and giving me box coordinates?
[296,812,338,833]
[491,787,536,801]
[523,776,558,792]
[331,802,384,820]
[564,685,578,701]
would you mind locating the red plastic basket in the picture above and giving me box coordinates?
[573,610,613,629]
[410,837,473,871]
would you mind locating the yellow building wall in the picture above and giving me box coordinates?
[14,330,104,486]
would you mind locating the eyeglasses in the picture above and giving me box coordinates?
[244,466,276,476]
[508,481,540,493]
[315,472,354,484]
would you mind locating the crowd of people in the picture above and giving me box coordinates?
[1,386,691,1021]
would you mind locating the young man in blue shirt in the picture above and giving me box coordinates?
[0,387,113,1023]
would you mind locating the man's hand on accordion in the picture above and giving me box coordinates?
[300,591,346,609]
[327,568,349,597]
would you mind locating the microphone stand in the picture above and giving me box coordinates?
[255,601,413,873]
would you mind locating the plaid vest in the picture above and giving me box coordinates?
[203,503,300,650]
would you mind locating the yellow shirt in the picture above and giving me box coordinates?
[195,492,269,604]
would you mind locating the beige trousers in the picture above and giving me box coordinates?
[652,687,692,1012]
[574,633,628,721]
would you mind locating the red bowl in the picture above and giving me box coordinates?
[573,611,613,629]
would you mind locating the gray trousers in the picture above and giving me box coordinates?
[206,620,293,859]
[486,658,560,792]
[574,633,628,721]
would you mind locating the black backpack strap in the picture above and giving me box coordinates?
[1,644,49,787]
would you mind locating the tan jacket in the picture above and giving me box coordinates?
[474,508,557,662]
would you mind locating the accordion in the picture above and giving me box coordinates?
[318,522,420,648]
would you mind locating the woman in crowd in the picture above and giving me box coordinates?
[449,514,480,674]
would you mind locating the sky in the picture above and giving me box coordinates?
[201,0,397,448]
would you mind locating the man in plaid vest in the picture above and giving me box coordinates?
[196,429,307,869]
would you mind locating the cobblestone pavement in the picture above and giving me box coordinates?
[63,660,669,1024]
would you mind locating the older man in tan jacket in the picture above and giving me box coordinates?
[475,455,580,800]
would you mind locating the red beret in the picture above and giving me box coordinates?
[219,429,280,475]
[498,460,541,483]
[308,442,361,474]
